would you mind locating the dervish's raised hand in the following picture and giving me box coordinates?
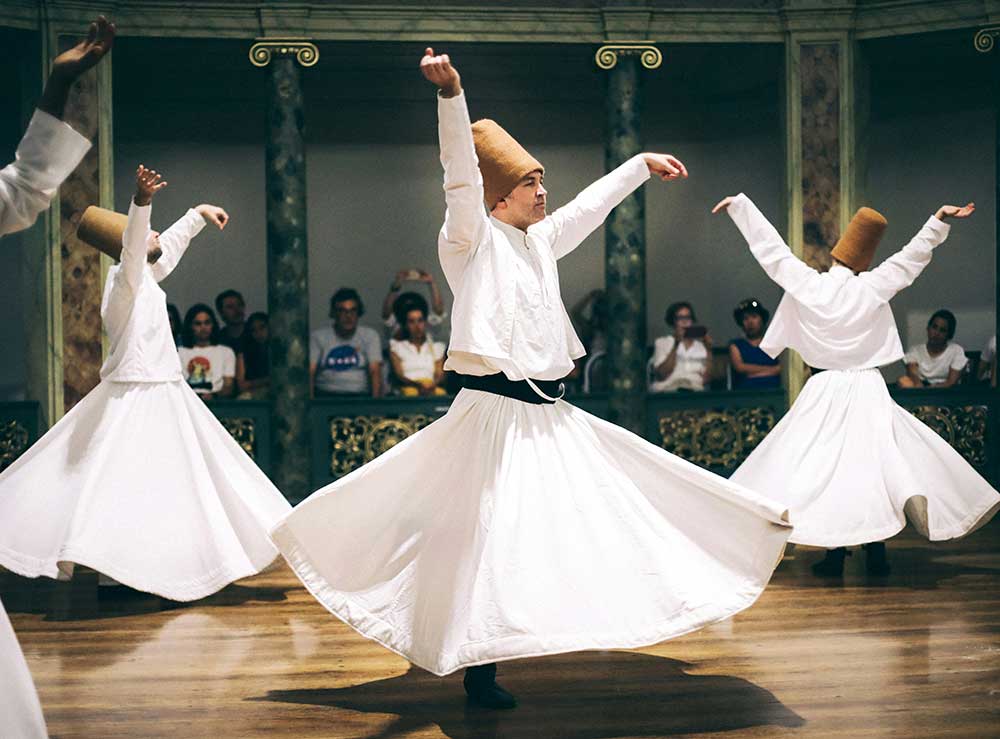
[38,16,117,119]
[711,196,738,214]
[643,154,688,182]
[134,165,168,206]
[196,204,230,230]
[935,203,975,221]
[420,47,462,98]
[51,16,116,83]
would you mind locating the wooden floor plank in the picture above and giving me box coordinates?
[4,519,999,738]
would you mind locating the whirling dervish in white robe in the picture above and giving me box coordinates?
[719,193,1000,551]
[269,49,792,683]
[0,166,292,603]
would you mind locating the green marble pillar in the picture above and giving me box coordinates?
[257,41,316,502]
[59,33,106,413]
[603,55,646,436]
[784,33,855,401]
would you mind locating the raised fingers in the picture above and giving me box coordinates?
[668,155,689,178]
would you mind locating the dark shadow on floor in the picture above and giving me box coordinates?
[775,522,1000,591]
[0,569,289,620]
[254,650,805,739]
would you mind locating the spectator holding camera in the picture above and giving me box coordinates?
[381,268,446,341]
[650,301,712,392]
[389,293,447,396]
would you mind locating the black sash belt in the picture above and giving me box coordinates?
[459,373,564,405]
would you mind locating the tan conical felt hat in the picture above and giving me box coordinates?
[471,119,544,210]
[830,207,888,272]
[77,205,128,260]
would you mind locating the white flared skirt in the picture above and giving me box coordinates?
[732,369,1000,547]
[271,388,791,676]
[0,380,291,601]
[0,598,46,739]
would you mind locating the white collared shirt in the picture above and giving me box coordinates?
[0,110,90,237]
[100,201,206,382]
[390,336,445,381]
[436,92,650,381]
[727,194,950,371]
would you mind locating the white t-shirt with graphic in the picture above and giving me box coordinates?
[178,344,236,395]
[310,325,382,395]
[903,342,967,385]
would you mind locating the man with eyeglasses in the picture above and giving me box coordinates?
[310,287,383,398]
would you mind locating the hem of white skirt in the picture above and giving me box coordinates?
[787,494,1000,548]
[271,521,786,677]
[0,542,277,602]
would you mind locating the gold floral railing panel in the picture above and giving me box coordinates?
[329,414,435,478]
[908,405,988,469]
[657,407,778,471]
[220,417,257,460]
[0,420,30,472]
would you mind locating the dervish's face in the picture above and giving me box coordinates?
[146,231,162,263]
[498,170,547,229]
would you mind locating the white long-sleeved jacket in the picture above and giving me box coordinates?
[100,201,205,382]
[437,91,650,381]
[0,110,90,237]
[727,193,950,371]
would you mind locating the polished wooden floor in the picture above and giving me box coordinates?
[3,519,1000,739]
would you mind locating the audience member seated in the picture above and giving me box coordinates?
[899,309,967,388]
[178,303,236,401]
[978,334,996,387]
[236,312,270,400]
[729,298,781,390]
[389,294,447,397]
[650,301,711,392]
[311,287,383,398]
[381,268,447,341]
[215,289,246,351]
[167,302,182,347]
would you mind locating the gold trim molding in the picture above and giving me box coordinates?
[596,43,662,70]
[974,26,1000,53]
[249,38,319,68]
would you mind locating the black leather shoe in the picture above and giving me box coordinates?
[862,542,891,576]
[464,663,517,709]
[811,547,850,577]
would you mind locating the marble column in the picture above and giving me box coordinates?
[784,34,854,401]
[58,35,108,413]
[973,25,1000,485]
[603,54,646,436]
[18,30,62,427]
[254,40,317,502]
